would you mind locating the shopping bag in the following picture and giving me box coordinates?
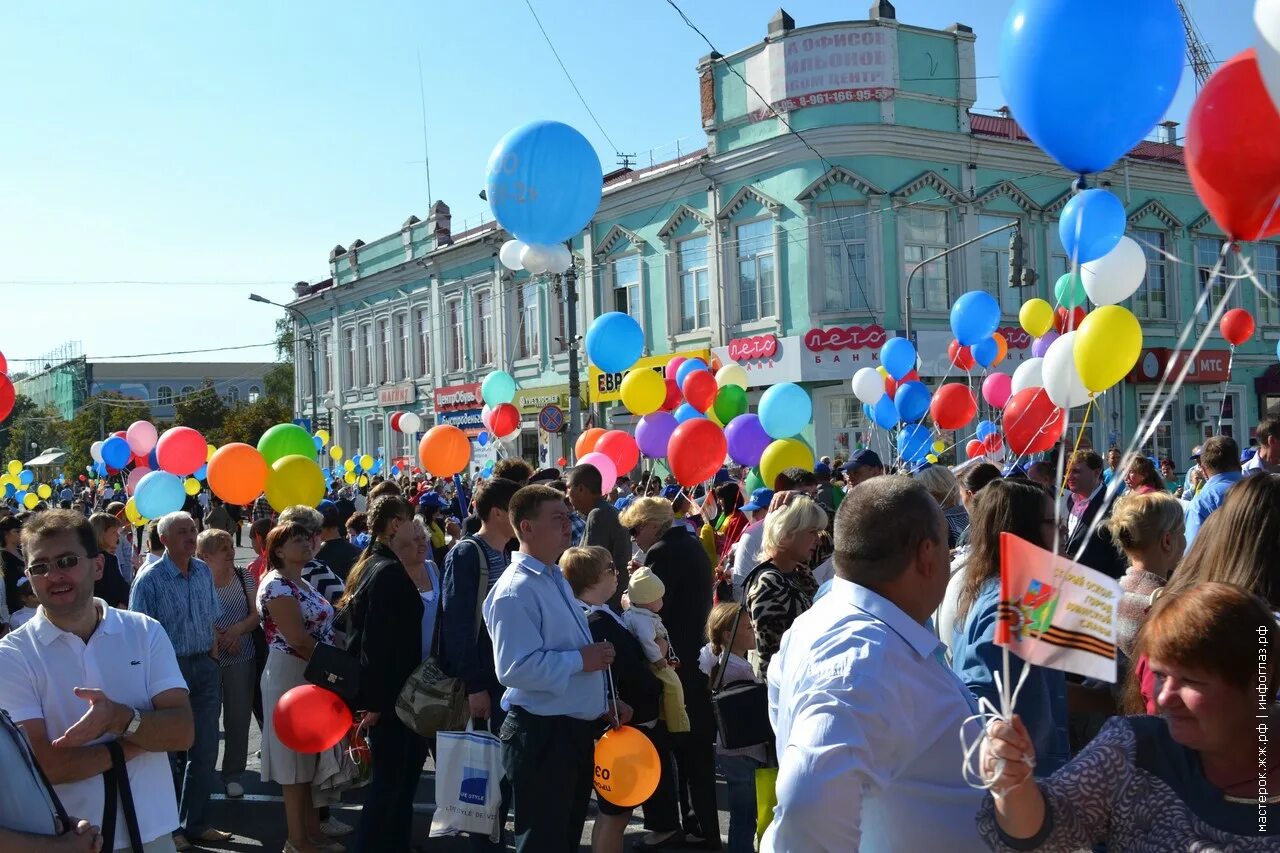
[429,724,503,841]
[755,766,778,843]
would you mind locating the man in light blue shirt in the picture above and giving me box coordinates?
[484,485,629,852]
[763,476,987,852]
[1184,435,1244,552]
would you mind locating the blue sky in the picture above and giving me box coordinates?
[2,0,1250,368]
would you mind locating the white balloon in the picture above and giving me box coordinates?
[90,440,105,463]
[1042,332,1091,409]
[547,244,573,274]
[1080,236,1146,306]
[716,364,748,389]
[499,239,527,271]
[851,367,885,405]
[1257,0,1280,116]
[520,243,556,275]
[1011,357,1045,396]
[398,412,422,433]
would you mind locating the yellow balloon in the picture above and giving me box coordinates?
[926,454,939,464]
[760,438,815,491]
[931,440,946,455]
[22,492,38,509]
[315,429,330,446]
[715,364,749,390]
[6,460,21,477]
[265,455,326,512]
[1019,297,1055,338]
[359,454,374,471]
[125,498,147,526]
[876,366,889,378]
[1074,305,1143,393]
[206,444,217,462]
[344,472,357,485]
[184,478,201,496]
[357,475,369,488]
[620,368,666,416]
[330,445,344,461]
[344,459,356,472]
[36,484,52,500]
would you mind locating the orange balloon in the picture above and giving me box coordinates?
[594,725,660,807]
[575,427,606,461]
[206,443,269,505]
[418,425,472,478]
[990,332,1008,367]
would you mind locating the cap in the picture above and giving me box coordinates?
[417,492,447,509]
[741,487,774,512]
[712,468,732,485]
[529,467,560,484]
[1190,445,1203,460]
[813,462,832,477]
[319,500,342,529]
[627,566,666,605]
[841,449,884,473]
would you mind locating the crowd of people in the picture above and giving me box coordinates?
[0,411,1275,852]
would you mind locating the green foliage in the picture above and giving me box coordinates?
[219,396,293,447]
[263,362,294,405]
[62,392,151,475]
[174,380,228,438]
[0,395,62,464]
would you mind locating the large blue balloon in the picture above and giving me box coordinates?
[758,383,812,439]
[1059,189,1126,265]
[879,338,917,381]
[999,0,1183,175]
[673,402,706,424]
[134,471,186,519]
[674,358,709,388]
[101,435,131,470]
[971,336,1001,369]
[586,312,644,373]
[950,291,1001,347]
[898,423,933,465]
[485,121,603,245]
[17,470,34,486]
[893,381,931,424]
[870,394,900,430]
[976,420,998,441]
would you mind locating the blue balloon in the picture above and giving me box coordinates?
[879,338,917,381]
[101,435,130,470]
[18,470,34,486]
[758,383,813,439]
[673,402,706,424]
[586,312,644,373]
[313,435,324,451]
[1059,189,1126,264]
[898,423,933,465]
[674,358,709,388]
[485,121,603,245]
[194,464,208,482]
[391,466,400,476]
[477,431,490,447]
[971,336,1001,369]
[999,0,1183,175]
[134,471,186,519]
[950,291,1001,347]
[148,448,159,470]
[871,394,900,430]
[321,468,331,479]
[1275,338,1280,362]
[4,484,13,497]
[894,381,931,424]
[976,420,998,441]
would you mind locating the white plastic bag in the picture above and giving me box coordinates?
[429,724,502,841]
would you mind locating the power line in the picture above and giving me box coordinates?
[9,340,287,362]
[522,0,620,153]
[0,280,292,287]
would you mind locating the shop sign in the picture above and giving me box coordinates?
[434,383,482,412]
[743,25,898,122]
[795,323,890,382]
[589,348,710,404]
[377,383,417,406]
[1128,348,1233,384]
[803,323,888,352]
[713,336,802,388]
[728,334,778,361]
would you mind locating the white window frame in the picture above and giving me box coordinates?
[445,297,464,373]
[1130,228,1170,321]
[976,213,1022,316]
[248,385,261,403]
[393,313,410,381]
[474,288,494,367]
[901,207,952,314]
[818,202,871,314]
[377,318,392,385]
[610,253,641,320]
[676,234,711,333]
[341,326,356,389]
[518,280,540,360]
[179,385,195,399]
[320,333,333,393]
[1136,391,1176,464]
[735,216,777,323]
[1255,243,1280,327]
[157,385,173,406]
[1047,223,1070,284]
[359,322,374,386]
[415,309,431,377]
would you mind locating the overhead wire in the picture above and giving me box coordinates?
[522,0,620,153]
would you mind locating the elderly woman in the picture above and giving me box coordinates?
[914,465,968,548]
[1105,491,1184,658]
[979,582,1276,850]
[88,511,130,608]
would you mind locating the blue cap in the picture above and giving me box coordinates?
[841,449,883,473]
[813,462,832,477]
[741,488,774,512]
[1242,447,1258,464]
[417,492,447,509]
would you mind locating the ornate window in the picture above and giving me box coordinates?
[902,209,951,312]
[820,204,869,313]
[157,386,173,406]
[677,235,711,332]
[445,298,464,372]
[1130,228,1168,320]
[736,219,775,322]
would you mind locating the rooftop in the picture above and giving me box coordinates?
[969,112,1185,166]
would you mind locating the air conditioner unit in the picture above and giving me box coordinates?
[1186,403,1208,422]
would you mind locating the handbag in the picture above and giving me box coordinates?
[100,740,144,853]
[710,567,772,750]
[305,640,362,708]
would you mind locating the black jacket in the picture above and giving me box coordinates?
[345,543,426,714]
[587,609,661,726]
[94,553,131,609]
[1065,489,1128,580]
[644,526,714,736]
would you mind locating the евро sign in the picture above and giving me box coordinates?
[588,348,711,404]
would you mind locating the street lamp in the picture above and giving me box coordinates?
[248,293,319,438]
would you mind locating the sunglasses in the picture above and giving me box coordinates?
[27,553,87,577]
[628,526,641,537]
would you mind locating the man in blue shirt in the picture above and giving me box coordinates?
[1184,435,1244,552]
[483,485,629,852]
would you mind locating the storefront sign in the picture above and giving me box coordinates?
[589,348,710,404]
[514,385,586,415]
[713,336,802,388]
[914,328,1034,378]
[744,25,898,122]
[1128,348,1233,384]
[803,323,889,353]
[378,383,417,406]
[434,383,482,412]
[728,334,778,362]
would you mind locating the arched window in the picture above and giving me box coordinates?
[180,385,195,399]
[248,385,261,403]
[225,386,240,404]
[157,386,173,406]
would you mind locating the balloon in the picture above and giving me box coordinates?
[760,438,815,490]
[596,431,639,475]
[273,684,352,754]
[586,312,645,373]
[724,414,772,467]
[879,338,917,380]
[1186,49,1280,241]
[851,367,886,405]
[89,441,104,464]
[18,470,33,486]
[481,371,517,407]
[715,364,748,389]
[668,419,727,487]
[499,239,528,271]
[636,413,678,459]
[577,451,619,493]
[971,334,1006,369]
[966,439,987,460]
[1019,298,1055,338]
[489,403,520,438]
[898,424,933,465]
[0,375,12,423]
[313,435,324,452]
[257,424,315,467]
[1041,331,1092,409]
[125,421,158,456]
[681,370,719,413]
[400,412,422,434]
[418,425,472,478]
[673,402,705,424]
[1011,357,1045,396]
[36,484,51,500]
[982,372,1013,409]
[712,385,748,424]
[206,443,268,505]
[998,0,1183,174]
[931,384,977,431]
[666,356,687,381]
[947,340,975,371]
[183,478,201,496]
[389,412,403,433]
[1080,237,1147,306]
[1058,189,1126,264]
[594,725,661,808]
[1221,308,1256,346]
[758,383,812,439]
[660,377,682,412]
[1054,306,1086,334]
[134,471,187,519]
[315,429,330,445]
[893,381,931,424]
[674,358,709,388]
[125,498,146,526]
[620,368,666,415]
[265,455,326,511]
[1002,388,1066,456]
[125,466,150,495]
[1075,305,1142,392]
[477,431,490,447]
[485,120,602,245]
[1053,272,1087,310]
[870,394,899,430]
[22,493,37,510]
[480,404,494,431]
[1031,331,1059,358]
[975,420,998,441]
[1259,0,1280,111]
[575,428,606,460]
[100,436,131,470]
[330,445,343,461]
[344,459,356,472]
[356,454,372,472]
[950,291,1001,346]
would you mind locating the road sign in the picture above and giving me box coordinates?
[538,405,565,433]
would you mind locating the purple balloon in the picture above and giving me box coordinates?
[1031,331,1059,358]
[635,412,678,459]
[725,414,772,467]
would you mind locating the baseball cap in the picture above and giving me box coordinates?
[741,488,774,512]
[529,467,560,484]
[660,485,681,500]
[841,449,883,473]
[1190,445,1203,460]
[417,492,448,509]
[813,462,832,477]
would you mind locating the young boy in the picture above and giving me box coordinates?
[622,567,690,732]
[8,577,38,630]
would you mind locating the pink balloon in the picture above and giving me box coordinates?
[982,372,1013,409]
[126,466,151,495]
[126,420,158,456]
[577,451,618,494]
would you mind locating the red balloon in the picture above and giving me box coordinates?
[948,340,975,371]
[489,403,520,437]
[966,439,986,460]
[0,374,14,423]
[1186,49,1280,241]
[668,419,727,487]
[156,426,207,476]
[556,456,568,467]
[931,384,977,431]
[79,474,87,482]
[273,685,352,753]
[660,377,682,412]
[681,370,718,413]
[0,350,7,375]
[982,433,1004,454]
[389,412,404,432]
[1002,388,1066,456]
[1220,308,1255,346]
[596,430,640,475]
[112,430,126,439]
[1054,306,1086,334]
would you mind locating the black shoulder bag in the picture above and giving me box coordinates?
[710,565,773,750]
[100,739,144,853]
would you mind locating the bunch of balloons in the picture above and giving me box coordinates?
[0,459,54,510]
[389,411,423,434]
[479,370,522,444]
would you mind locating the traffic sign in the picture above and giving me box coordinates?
[538,405,565,433]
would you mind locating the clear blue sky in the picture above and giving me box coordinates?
[2,0,1249,368]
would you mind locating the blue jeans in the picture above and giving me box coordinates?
[174,654,221,835]
[717,752,763,853]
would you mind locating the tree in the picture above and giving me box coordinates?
[219,396,293,447]
[61,392,151,476]
[264,316,296,406]
[174,379,228,439]
[0,395,58,463]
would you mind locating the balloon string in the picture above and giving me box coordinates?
[1215,345,1236,435]
[605,664,620,730]
[1058,397,1095,496]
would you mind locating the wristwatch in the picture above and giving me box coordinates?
[121,708,142,739]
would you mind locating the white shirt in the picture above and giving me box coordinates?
[730,521,766,600]
[762,578,986,853]
[1067,483,1104,538]
[0,600,187,848]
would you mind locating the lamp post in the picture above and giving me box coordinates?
[903,221,1028,340]
[249,294,319,437]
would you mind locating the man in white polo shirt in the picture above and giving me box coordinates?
[0,509,194,853]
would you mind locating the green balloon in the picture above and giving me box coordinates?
[257,423,316,466]
[1054,271,1087,309]
[743,467,764,495]
[713,385,748,424]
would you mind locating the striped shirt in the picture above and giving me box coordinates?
[128,554,222,657]
[115,534,135,585]
[212,567,256,665]
[252,495,274,523]
[302,558,345,605]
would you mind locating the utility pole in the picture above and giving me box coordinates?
[564,253,582,450]
[903,220,1027,340]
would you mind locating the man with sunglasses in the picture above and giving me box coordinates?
[0,509,194,852]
